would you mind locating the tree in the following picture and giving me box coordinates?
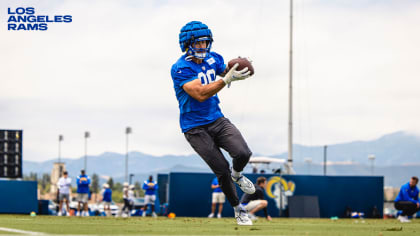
[91,173,99,194]
[134,181,145,197]
[41,173,50,191]
[23,172,38,181]
[107,177,114,190]
[114,182,123,192]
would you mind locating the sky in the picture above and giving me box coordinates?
[1,0,420,162]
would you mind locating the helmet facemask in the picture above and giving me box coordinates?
[187,37,212,59]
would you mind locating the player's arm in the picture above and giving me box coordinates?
[183,79,226,102]
[401,186,417,204]
[211,184,219,189]
[183,63,249,102]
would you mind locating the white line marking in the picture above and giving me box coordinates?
[0,226,47,235]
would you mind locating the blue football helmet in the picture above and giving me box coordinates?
[179,21,213,59]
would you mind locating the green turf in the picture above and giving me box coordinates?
[0,215,419,235]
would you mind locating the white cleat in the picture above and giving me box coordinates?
[57,211,62,216]
[152,212,158,218]
[142,211,146,217]
[248,213,257,221]
[232,175,255,194]
[399,215,411,223]
[235,205,252,226]
[208,213,214,218]
[217,213,222,219]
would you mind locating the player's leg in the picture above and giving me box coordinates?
[209,192,217,217]
[184,127,240,207]
[395,201,414,216]
[128,200,133,217]
[395,201,415,222]
[217,193,224,218]
[63,194,70,216]
[244,200,264,220]
[209,203,216,217]
[64,195,70,216]
[77,194,81,216]
[218,203,223,217]
[58,198,63,216]
[185,126,252,225]
[210,118,254,194]
[151,195,157,217]
[105,203,110,216]
[143,196,150,217]
[249,200,267,214]
[83,194,89,216]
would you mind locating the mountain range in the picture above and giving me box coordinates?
[23,131,420,187]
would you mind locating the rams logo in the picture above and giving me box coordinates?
[79,177,88,183]
[265,176,296,210]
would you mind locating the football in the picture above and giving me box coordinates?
[227,57,254,75]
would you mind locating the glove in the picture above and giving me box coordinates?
[222,63,251,85]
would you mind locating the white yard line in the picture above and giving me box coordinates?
[0,226,47,235]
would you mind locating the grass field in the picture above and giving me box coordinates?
[0,215,419,235]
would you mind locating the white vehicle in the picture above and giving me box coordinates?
[92,201,119,216]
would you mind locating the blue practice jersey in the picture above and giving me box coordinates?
[395,182,419,204]
[212,177,222,193]
[142,180,158,195]
[103,188,112,202]
[76,174,91,194]
[171,52,227,132]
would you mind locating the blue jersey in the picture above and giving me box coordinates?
[171,52,227,132]
[142,180,158,195]
[103,188,112,202]
[212,177,222,193]
[76,174,91,194]
[395,182,419,204]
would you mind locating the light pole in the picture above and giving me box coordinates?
[287,0,294,174]
[125,127,132,182]
[368,154,376,175]
[323,145,328,176]
[129,174,134,185]
[58,135,63,163]
[304,157,312,175]
[84,131,90,171]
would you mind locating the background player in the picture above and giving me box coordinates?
[101,183,112,216]
[57,171,71,216]
[121,182,131,217]
[142,175,158,217]
[208,176,225,218]
[395,176,419,222]
[171,21,255,225]
[76,170,91,216]
[241,177,272,221]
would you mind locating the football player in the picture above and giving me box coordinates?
[142,175,158,217]
[76,170,91,216]
[171,21,255,225]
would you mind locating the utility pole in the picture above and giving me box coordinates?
[58,135,63,163]
[125,127,132,182]
[368,154,376,175]
[287,0,294,174]
[84,131,90,171]
[323,145,327,176]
